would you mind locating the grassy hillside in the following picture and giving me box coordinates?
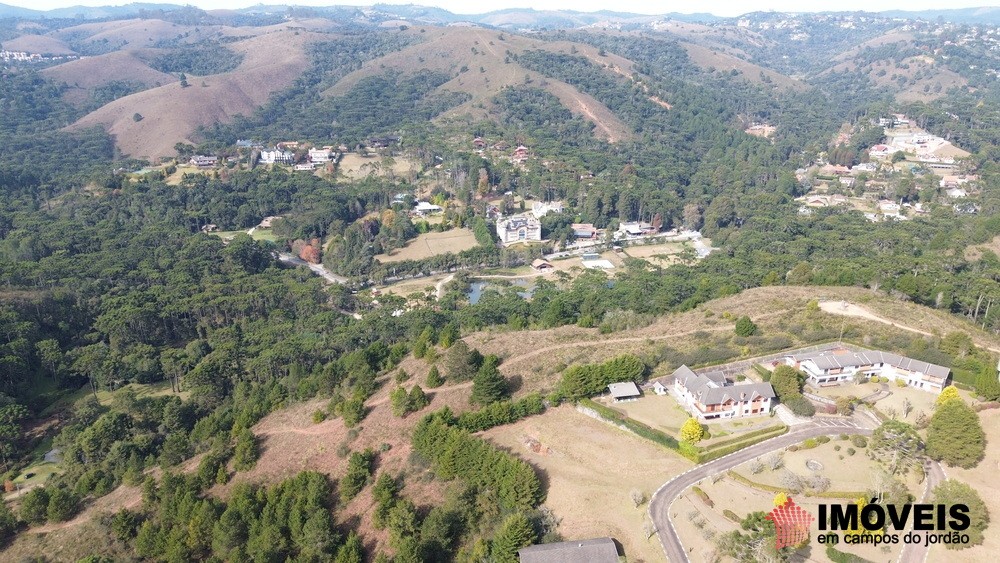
[41,49,177,106]
[68,30,324,159]
[324,26,634,142]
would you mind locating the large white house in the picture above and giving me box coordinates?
[260,148,294,164]
[783,350,950,393]
[308,147,335,163]
[497,214,542,245]
[671,365,775,421]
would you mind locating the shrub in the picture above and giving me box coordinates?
[850,436,868,448]
[787,445,799,452]
[784,395,816,417]
[801,438,818,449]
[723,509,740,522]
[734,315,758,337]
[834,445,841,451]
[896,379,907,388]
[846,448,856,456]
[312,409,327,423]
[816,435,831,444]
[692,486,714,508]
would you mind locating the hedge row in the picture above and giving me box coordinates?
[700,424,788,452]
[578,399,693,461]
[691,486,714,508]
[726,471,865,499]
[698,426,789,463]
[580,399,788,464]
[455,394,545,432]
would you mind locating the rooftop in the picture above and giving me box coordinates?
[607,381,641,399]
[518,538,619,563]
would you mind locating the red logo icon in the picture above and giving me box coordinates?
[766,496,815,549]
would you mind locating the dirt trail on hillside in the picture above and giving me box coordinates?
[820,300,1000,354]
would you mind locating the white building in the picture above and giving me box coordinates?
[260,148,294,164]
[671,365,775,421]
[783,350,950,393]
[414,201,442,215]
[497,214,542,245]
[308,147,335,163]
[530,201,564,217]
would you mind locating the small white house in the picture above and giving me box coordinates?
[414,201,443,215]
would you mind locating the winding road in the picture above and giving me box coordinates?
[648,417,874,562]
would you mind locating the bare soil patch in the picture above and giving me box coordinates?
[482,405,692,563]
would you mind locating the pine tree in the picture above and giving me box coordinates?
[215,465,229,485]
[233,429,259,471]
[491,512,536,563]
[927,398,985,468]
[408,385,430,412]
[390,386,409,417]
[426,365,443,388]
[975,364,1000,401]
[438,323,460,348]
[471,356,508,406]
[734,315,758,337]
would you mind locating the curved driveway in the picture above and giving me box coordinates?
[648,418,873,562]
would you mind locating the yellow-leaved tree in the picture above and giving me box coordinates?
[680,417,705,443]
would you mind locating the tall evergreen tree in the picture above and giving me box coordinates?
[471,356,508,406]
[491,512,536,563]
[927,398,985,468]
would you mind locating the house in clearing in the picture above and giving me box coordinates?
[497,214,542,245]
[414,201,443,215]
[531,258,553,272]
[189,155,218,168]
[571,223,598,239]
[607,382,641,402]
[518,537,619,563]
[782,350,950,393]
[260,148,294,164]
[618,221,657,237]
[308,147,335,163]
[672,365,775,421]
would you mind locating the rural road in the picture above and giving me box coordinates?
[648,418,874,563]
[896,458,946,563]
[277,253,349,285]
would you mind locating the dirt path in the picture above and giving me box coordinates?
[820,300,1000,354]
[435,273,455,300]
[498,310,788,369]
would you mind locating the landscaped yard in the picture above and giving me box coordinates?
[375,228,479,263]
[596,394,781,445]
[675,476,904,562]
[809,381,975,424]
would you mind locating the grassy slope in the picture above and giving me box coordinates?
[68,29,326,159]
[324,26,634,142]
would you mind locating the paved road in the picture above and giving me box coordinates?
[896,458,946,563]
[648,418,873,562]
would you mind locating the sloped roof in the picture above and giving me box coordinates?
[518,538,619,563]
[799,351,949,380]
[672,365,725,395]
[608,381,641,399]
[698,382,776,404]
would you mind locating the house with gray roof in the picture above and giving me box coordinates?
[497,214,542,245]
[783,350,950,393]
[671,365,775,421]
[607,382,641,402]
[518,537,619,563]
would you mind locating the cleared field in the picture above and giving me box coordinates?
[375,228,478,263]
[965,234,1000,261]
[338,153,419,181]
[380,274,450,299]
[481,405,692,563]
[622,241,691,267]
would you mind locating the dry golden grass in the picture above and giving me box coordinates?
[1,34,75,55]
[48,19,214,48]
[681,42,805,91]
[69,30,326,159]
[42,49,177,105]
[934,409,1000,561]
[375,228,479,263]
[482,405,692,563]
[337,153,420,180]
[964,235,1000,261]
[324,26,632,142]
